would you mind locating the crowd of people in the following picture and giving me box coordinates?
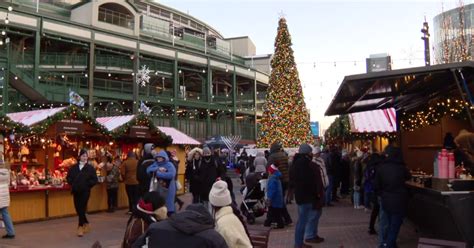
[15,138,415,248]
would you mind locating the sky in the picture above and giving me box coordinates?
[156,0,469,134]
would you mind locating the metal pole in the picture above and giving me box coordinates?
[88,32,95,116]
[421,18,430,66]
[451,69,474,128]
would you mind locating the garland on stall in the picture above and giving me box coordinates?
[111,114,173,146]
[324,115,397,143]
[30,105,110,136]
[324,115,351,142]
[400,98,474,131]
[0,114,30,134]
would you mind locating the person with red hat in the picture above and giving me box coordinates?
[264,163,285,229]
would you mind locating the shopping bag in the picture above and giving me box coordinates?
[176,180,183,191]
[149,174,169,199]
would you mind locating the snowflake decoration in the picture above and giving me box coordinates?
[136,65,150,87]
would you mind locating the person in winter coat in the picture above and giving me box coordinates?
[122,191,167,248]
[103,154,120,212]
[267,142,292,225]
[132,203,228,248]
[185,147,203,203]
[301,147,327,244]
[253,151,267,174]
[196,147,219,207]
[352,155,363,209]
[374,145,411,248]
[340,150,351,196]
[454,129,474,172]
[146,151,177,215]
[329,146,342,203]
[209,180,252,248]
[168,150,184,211]
[366,153,383,235]
[237,152,250,185]
[313,148,329,189]
[0,163,14,239]
[290,144,320,248]
[66,149,98,237]
[121,151,139,214]
[264,164,285,229]
[137,143,156,197]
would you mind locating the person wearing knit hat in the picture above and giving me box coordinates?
[299,143,313,155]
[122,191,167,248]
[209,180,232,207]
[264,164,285,229]
[210,181,252,248]
[267,141,293,226]
[193,147,220,206]
[202,147,212,157]
[66,148,98,237]
[290,143,322,247]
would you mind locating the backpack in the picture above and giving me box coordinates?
[122,216,148,248]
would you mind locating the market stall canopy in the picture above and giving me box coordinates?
[325,62,474,116]
[157,126,200,145]
[7,106,109,137]
[96,114,172,146]
[349,108,397,133]
[7,107,66,126]
[0,113,29,133]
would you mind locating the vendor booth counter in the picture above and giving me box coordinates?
[406,181,474,246]
[9,183,129,223]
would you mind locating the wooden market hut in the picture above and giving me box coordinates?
[325,62,474,246]
[347,108,397,152]
[96,114,200,195]
[6,105,112,222]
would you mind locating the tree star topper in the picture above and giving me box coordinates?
[136,65,150,87]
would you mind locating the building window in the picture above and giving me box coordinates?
[98,3,135,29]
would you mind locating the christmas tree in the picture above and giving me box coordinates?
[257,17,313,148]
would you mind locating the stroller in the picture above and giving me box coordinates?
[240,172,268,224]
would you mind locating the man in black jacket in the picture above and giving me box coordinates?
[290,144,319,248]
[136,143,156,197]
[375,145,411,248]
[132,204,228,248]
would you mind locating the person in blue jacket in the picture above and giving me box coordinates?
[264,163,285,229]
[146,151,176,216]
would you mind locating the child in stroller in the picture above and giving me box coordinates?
[240,171,268,224]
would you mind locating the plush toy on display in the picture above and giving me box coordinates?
[59,157,77,168]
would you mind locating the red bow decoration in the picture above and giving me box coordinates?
[138,199,153,211]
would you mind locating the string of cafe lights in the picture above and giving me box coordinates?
[400,98,474,131]
[0,6,13,46]
[0,101,257,116]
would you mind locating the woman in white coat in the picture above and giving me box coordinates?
[0,162,15,239]
[209,180,252,248]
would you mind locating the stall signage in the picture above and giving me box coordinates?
[130,125,150,138]
[57,120,84,134]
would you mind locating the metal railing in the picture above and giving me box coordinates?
[94,78,133,95]
[140,59,173,74]
[95,55,133,70]
[98,7,134,29]
[40,53,87,68]
[138,85,173,98]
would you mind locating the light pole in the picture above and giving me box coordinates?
[421,17,430,66]
[1,6,13,113]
